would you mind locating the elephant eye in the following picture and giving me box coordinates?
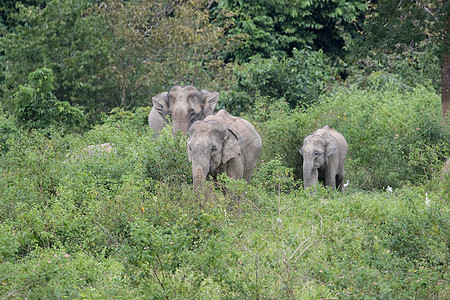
[314,151,319,156]
[211,146,217,152]
[189,110,196,119]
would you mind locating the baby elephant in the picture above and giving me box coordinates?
[299,125,348,190]
[187,109,262,189]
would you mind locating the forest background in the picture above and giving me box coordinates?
[0,0,449,298]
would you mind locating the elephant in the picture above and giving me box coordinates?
[299,125,348,191]
[187,109,262,190]
[148,85,219,135]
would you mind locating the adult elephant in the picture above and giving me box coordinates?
[148,85,219,135]
[299,125,348,191]
[187,109,262,189]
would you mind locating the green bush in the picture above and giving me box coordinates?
[14,68,86,132]
[246,97,309,179]
[250,83,448,189]
[0,248,132,299]
[252,157,298,194]
[221,48,334,115]
[346,46,441,93]
[0,103,17,153]
[0,91,448,298]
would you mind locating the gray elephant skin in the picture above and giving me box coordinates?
[187,109,262,189]
[299,125,348,190]
[148,85,219,135]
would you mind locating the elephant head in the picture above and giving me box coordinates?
[187,120,241,189]
[152,85,218,134]
[299,133,338,189]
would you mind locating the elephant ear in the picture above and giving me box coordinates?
[152,92,168,115]
[201,90,219,117]
[222,128,241,164]
[325,139,338,157]
[186,126,197,162]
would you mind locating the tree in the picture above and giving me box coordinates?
[210,0,367,62]
[0,0,49,30]
[358,0,449,121]
[221,48,334,114]
[15,68,86,131]
[1,0,235,123]
[96,0,234,108]
[0,0,113,122]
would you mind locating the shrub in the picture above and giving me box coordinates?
[250,83,448,189]
[318,84,448,189]
[0,85,448,298]
[14,68,86,132]
[252,157,298,194]
[0,103,17,154]
[246,98,309,179]
[0,248,132,299]
[221,48,334,115]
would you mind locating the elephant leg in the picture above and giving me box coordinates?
[325,156,342,190]
[224,157,245,215]
[225,157,245,180]
[336,172,344,191]
[325,168,337,190]
[326,173,336,189]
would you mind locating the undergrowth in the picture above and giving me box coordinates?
[0,86,448,299]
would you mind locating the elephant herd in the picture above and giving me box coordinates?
[149,85,348,192]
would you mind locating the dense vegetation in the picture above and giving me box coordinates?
[1,0,449,298]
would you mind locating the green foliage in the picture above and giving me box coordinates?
[347,0,448,94]
[212,0,367,62]
[318,84,449,189]
[0,107,448,298]
[0,0,49,29]
[0,224,19,261]
[1,0,236,123]
[245,98,308,179]
[0,103,17,153]
[14,68,86,131]
[360,0,449,55]
[0,0,109,118]
[143,127,192,185]
[249,83,448,189]
[346,46,442,93]
[221,48,334,114]
[0,248,131,299]
[252,157,298,194]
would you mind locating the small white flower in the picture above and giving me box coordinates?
[386,186,393,193]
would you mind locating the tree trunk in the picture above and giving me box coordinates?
[443,52,449,122]
[443,0,449,122]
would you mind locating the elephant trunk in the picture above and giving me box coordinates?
[172,121,191,135]
[192,165,208,190]
[303,159,318,189]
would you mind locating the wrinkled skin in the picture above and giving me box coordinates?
[299,125,348,190]
[148,85,218,135]
[187,109,262,190]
